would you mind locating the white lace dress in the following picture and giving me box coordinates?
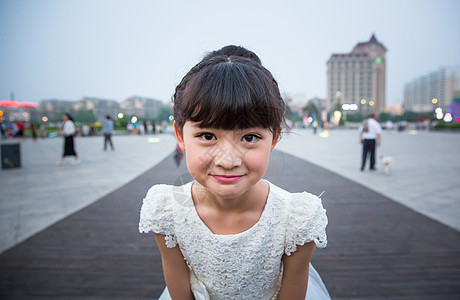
[139,181,330,300]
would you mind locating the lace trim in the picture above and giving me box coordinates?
[284,191,328,256]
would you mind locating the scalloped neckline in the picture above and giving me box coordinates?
[186,180,272,237]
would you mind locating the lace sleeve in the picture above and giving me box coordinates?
[284,192,328,256]
[139,184,177,247]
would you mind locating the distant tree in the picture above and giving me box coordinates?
[156,105,173,122]
[303,102,319,119]
[346,112,364,122]
[74,109,96,123]
[285,104,302,123]
[400,111,419,122]
[378,112,394,122]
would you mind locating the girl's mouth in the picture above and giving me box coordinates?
[211,175,244,183]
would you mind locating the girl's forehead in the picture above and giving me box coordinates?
[183,121,272,133]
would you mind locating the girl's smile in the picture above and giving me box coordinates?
[211,174,245,183]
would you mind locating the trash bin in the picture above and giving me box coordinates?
[1,143,21,169]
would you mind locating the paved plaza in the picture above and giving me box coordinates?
[0,128,459,299]
[277,128,460,231]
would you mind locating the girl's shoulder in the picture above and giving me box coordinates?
[138,182,193,236]
[267,182,328,254]
[268,182,325,212]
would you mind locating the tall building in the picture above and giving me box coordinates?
[403,67,459,112]
[326,34,387,114]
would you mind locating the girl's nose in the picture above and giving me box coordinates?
[213,144,242,169]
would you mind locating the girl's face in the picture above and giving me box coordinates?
[62,114,68,121]
[175,121,279,200]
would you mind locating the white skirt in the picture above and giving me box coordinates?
[158,263,330,300]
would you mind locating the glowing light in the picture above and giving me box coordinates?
[458,117,460,123]
[333,111,342,125]
[431,98,438,104]
[148,138,161,143]
[409,130,418,135]
[369,101,375,107]
[443,113,452,122]
[361,99,366,105]
[435,108,442,114]
[307,117,313,123]
[375,57,382,64]
[319,131,329,138]
[118,113,124,119]
[23,112,29,117]
[436,113,443,120]
[335,91,342,97]
[131,116,138,123]
[42,116,48,122]
[342,104,358,111]
[169,115,174,121]
[0,110,3,117]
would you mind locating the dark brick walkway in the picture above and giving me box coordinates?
[1,150,459,299]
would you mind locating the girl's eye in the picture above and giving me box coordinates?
[197,133,216,141]
[242,134,260,143]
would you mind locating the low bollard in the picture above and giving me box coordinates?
[1,142,21,169]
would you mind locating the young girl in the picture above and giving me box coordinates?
[139,46,330,300]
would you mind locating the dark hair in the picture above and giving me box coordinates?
[203,45,262,65]
[173,47,284,134]
[63,113,74,122]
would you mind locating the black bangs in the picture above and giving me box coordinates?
[174,56,284,132]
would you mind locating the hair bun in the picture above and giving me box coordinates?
[204,45,262,65]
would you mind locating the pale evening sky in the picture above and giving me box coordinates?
[0,0,459,106]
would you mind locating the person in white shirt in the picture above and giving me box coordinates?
[58,113,80,165]
[359,114,382,171]
[101,115,115,151]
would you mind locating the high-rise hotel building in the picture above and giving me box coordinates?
[403,67,459,112]
[326,34,387,114]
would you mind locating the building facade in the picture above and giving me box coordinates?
[120,96,163,119]
[39,99,76,120]
[74,97,120,118]
[326,34,387,114]
[403,67,459,112]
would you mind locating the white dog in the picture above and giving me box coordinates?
[380,155,393,176]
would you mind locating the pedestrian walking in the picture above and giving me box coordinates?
[30,122,38,142]
[102,115,115,151]
[58,113,79,165]
[359,113,382,171]
[139,45,330,300]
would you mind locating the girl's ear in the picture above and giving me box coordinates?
[270,128,281,152]
[174,122,186,151]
